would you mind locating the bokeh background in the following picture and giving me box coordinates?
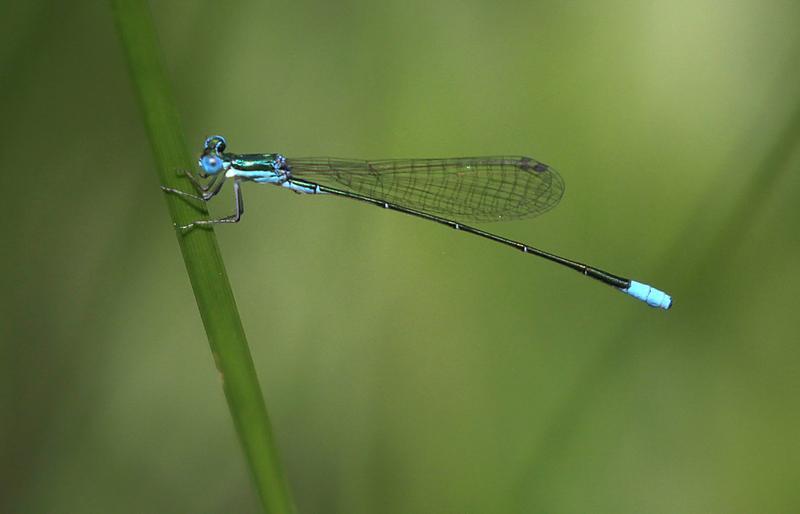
[3,1,800,512]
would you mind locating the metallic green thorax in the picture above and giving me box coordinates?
[228,153,284,172]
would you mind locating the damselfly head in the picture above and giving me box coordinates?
[204,135,227,153]
[198,135,228,176]
[198,154,225,176]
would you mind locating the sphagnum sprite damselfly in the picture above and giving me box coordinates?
[162,136,672,309]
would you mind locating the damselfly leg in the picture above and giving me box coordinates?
[162,172,244,230]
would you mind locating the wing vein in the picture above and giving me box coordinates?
[286,156,565,222]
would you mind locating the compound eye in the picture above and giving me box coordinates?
[200,154,224,174]
[204,135,227,153]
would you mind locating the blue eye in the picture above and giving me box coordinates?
[204,135,227,153]
[201,155,224,174]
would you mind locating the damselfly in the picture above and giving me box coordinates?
[162,136,672,309]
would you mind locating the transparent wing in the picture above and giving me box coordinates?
[285,156,564,222]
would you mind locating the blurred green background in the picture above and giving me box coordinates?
[2,1,800,512]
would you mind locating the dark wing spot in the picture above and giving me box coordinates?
[517,157,534,171]
[517,157,549,173]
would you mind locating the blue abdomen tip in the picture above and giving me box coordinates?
[622,280,672,310]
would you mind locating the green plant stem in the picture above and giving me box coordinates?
[110,2,295,512]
